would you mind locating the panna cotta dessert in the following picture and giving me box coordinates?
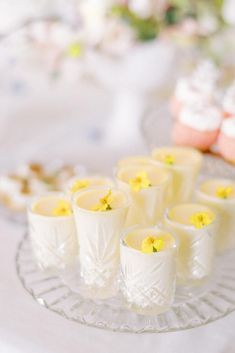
[165,203,217,284]
[170,60,219,118]
[120,226,177,315]
[73,186,129,299]
[172,103,222,151]
[66,175,114,197]
[28,193,78,270]
[222,83,235,118]
[152,147,202,205]
[117,155,155,168]
[196,178,235,252]
[117,164,170,226]
[217,118,235,164]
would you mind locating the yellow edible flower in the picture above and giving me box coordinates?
[53,200,72,217]
[216,186,233,199]
[129,171,151,192]
[91,190,113,211]
[141,236,165,254]
[71,179,90,193]
[164,154,175,165]
[190,212,213,229]
[67,43,83,58]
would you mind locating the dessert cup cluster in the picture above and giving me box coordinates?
[171,60,235,163]
[27,146,234,315]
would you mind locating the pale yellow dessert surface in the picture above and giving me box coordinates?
[32,196,70,217]
[168,203,215,226]
[76,188,127,211]
[152,147,202,167]
[117,164,169,187]
[118,156,155,168]
[124,228,175,251]
[70,176,113,190]
[199,179,235,199]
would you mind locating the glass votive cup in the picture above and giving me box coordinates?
[196,178,235,253]
[28,192,78,271]
[73,186,129,299]
[152,146,202,205]
[116,164,171,227]
[120,226,177,315]
[164,203,217,285]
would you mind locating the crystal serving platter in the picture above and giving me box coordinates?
[16,225,235,333]
[15,102,235,333]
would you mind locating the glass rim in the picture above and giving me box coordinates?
[120,224,178,256]
[116,164,171,190]
[164,203,218,232]
[27,191,74,221]
[196,179,235,205]
[72,185,131,215]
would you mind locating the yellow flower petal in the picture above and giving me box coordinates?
[71,179,90,193]
[164,154,175,165]
[153,238,165,252]
[141,235,165,253]
[53,200,72,217]
[190,212,213,229]
[67,43,83,58]
[91,190,113,212]
[216,186,233,199]
[129,171,151,192]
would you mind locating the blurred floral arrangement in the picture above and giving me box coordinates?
[1,0,235,79]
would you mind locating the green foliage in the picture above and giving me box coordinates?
[111,0,225,42]
[111,5,158,41]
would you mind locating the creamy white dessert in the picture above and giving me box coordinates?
[117,155,155,168]
[28,193,78,270]
[152,147,202,205]
[73,186,129,299]
[165,203,217,284]
[196,179,235,252]
[117,164,170,227]
[120,227,177,315]
[66,175,114,198]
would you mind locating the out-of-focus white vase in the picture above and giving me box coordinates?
[87,39,178,156]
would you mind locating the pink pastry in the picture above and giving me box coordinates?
[222,83,235,119]
[172,103,223,151]
[170,60,219,119]
[218,118,235,163]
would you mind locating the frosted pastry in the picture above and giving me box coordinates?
[120,226,177,315]
[164,203,217,284]
[196,178,235,252]
[170,60,219,118]
[217,118,235,164]
[0,162,78,212]
[152,147,202,205]
[117,164,171,226]
[172,103,222,151]
[73,186,129,299]
[28,193,78,270]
